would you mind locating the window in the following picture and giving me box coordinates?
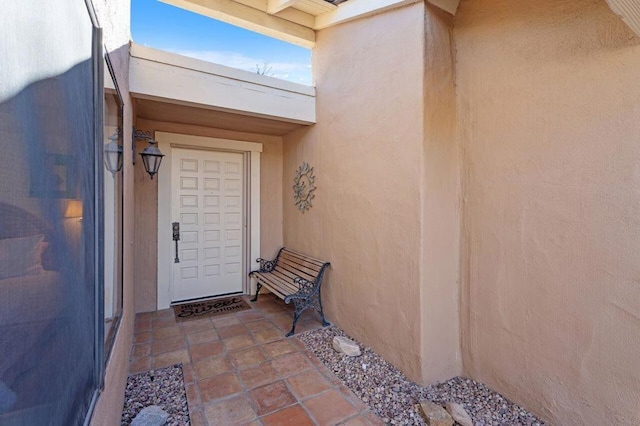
[0,2,103,423]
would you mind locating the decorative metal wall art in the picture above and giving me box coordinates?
[293,162,316,213]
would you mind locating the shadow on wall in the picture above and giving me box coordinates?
[0,61,100,424]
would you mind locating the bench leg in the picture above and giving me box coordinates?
[251,283,262,302]
[285,311,302,337]
[317,289,330,327]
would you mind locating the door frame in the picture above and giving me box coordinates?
[155,132,262,310]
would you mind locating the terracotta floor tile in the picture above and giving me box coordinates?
[318,365,344,387]
[239,363,281,389]
[186,382,201,408]
[305,350,326,368]
[269,313,294,329]
[152,335,187,355]
[183,364,195,384]
[129,297,352,425]
[136,312,154,321]
[154,308,175,319]
[204,394,257,425]
[133,331,151,344]
[152,325,183,340]
[245,320,277,332]
[198,372,242,403]
[236,310,266,322]
[152,349,190,369]
[271,352,312,377]
[212,314,241,328]
[189,409,207,426]
[224,333,256,351]
[303,389,358,426]
[194,355,233,379]
[294,320,323,334]
[190,341,224,362]
[261,404,314,426]
[152,316,177,328]
[134,319,151,333]
[338,386,369,412]
[131,343,151,359]
[257,301,288,314]
[181,318,215,334]
[249,381,296,416]
[338,415,373,426]
[229,346,266,370]
[260,340,298,360]
[187,329,220,346]
[218,323,251,340]
[286,369,332,400]
[129,356,151,374]
[253,327,284,344]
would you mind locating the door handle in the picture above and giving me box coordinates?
[172,222,180,263]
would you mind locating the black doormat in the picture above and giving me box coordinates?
[172,296,251,322]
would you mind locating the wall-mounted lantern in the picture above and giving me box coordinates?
[104,133,123,177]
[139,139,164,180]
[134,129,164,180]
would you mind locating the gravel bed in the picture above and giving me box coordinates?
[298,327,547,426]
[121,364,189,426]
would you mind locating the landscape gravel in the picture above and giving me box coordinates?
[298,327,547,426]
[121,364,189,426]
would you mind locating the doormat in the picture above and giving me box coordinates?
[172,296,251,322]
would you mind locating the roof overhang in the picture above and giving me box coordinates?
[129,43,316,133]
[160,0,425,48]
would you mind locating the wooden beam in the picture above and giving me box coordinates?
[235,0,316,27]
[426,0,459,15]
[161,0,316,48]
[314,0,421,30]
[267,0,298,14]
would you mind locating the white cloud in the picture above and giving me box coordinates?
[165,49,312,85]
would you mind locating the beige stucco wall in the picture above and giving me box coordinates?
[420,4,462,383]
[283,2,461,384]
[90,0,133,425]
[456,0,640,424]
[133,119,284,313]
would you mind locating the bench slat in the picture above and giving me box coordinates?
[253,272,298,298]
[258,275,298,298]
[269,269,301,288]
[274,262,317,282]
[280,255,325,271]
[272,265,314,283]
[278,255,324,276]
[280,249,326,267]
[280,253,324,271]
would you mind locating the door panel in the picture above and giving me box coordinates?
[171,149,244,302]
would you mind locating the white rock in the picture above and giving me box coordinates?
[131,405,169,426]
[418,401,454,426]
[444,402,473,426]
[332,336,361,357]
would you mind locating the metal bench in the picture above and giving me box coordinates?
[249,248,331,336]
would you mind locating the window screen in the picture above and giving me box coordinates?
[0,2,102,424]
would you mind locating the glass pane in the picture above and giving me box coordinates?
[103,55,124,360]
[0,2,99,424]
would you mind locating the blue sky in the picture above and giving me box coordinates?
[131,0,313,85]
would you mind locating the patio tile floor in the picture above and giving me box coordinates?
[129,295,382,425]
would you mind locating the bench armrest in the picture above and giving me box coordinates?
[256,258,277,273]
[293,277,316,297]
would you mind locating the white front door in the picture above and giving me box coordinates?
[171,148,244,302]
